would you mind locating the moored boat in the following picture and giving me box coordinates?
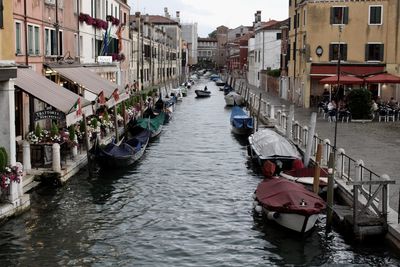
[230,106,253,136]
[91,128,152,168]
[248,128,302,170]
[225,91,244,106]
[195,89,211,98]
[253,177,326,233]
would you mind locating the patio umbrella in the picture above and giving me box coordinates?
[364,73,400,84]
[319,75,364,85]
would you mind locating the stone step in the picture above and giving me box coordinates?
[23,181,40,194]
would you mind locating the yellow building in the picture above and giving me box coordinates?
[0,0,15,60]
[287,0,400,107]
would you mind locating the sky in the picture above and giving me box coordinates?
[128,0,288,37]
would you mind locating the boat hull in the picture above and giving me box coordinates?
[261,207,320,233]
[195,90,211,97]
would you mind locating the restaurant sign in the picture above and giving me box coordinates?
[34,110,65,121]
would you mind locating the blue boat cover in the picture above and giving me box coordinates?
[230,106,253,129]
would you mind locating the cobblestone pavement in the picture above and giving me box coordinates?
[243,82,400,210]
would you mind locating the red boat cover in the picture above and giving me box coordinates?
[255,178,326,216]
[283,167,328,186]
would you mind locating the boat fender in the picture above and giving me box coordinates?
[247,145,252,157]
[254,205,263,214]
[267,211,280,220]
[253,200,259,208]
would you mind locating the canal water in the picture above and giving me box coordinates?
[0,80,399,266]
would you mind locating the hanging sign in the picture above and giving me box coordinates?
[34,110,65,121]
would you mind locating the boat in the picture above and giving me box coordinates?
[171,88,184,101]
[248,128,302,171]
[195,89,211,98]
[223,85,234,95]
[215,79,225,86]
[281,166,329,188]
[91,128,152,168]
[230,106,253,136]
[225,91,244,106]
[129,109,165,139]
[253,177,326,233]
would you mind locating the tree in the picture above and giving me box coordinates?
[208,30,217,39]
[347,88,372,120]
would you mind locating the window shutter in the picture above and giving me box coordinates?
[379,44,384,61]
[0,0,3,29]
[329,44,333,61]
[365,44,369,61]
[343,44,348,61]
[330,7,334,24]
[343,7,349,24]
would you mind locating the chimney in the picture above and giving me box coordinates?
[176,11,180,23]
[257,11,261,22]
[164,7,170,18]
[135,11,141,30]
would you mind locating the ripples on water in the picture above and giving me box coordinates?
[0,80,399,266]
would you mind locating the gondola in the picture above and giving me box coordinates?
[195,89,211,98]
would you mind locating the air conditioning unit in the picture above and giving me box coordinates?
[44,0,56,5]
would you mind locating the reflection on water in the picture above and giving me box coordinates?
[0,79,399,266]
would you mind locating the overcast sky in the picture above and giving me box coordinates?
[128,0,288,37]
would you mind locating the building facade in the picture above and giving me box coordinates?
[197,37,217,68]
[181,22,198,66]
[287,0,400,108]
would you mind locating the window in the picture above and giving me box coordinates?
[111,4,113,16]
[106,0,108,15]
[0,0,3,29]
[28,25,40,55]
[329,43,347,61]
[365,43,384,61]
[115,6,117,18]
[45,28,63,56]
[369,6,382,25]
[276,32,282,40]
[15,22,22,54]
[330,6,349,25]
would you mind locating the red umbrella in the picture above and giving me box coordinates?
[319,75,364,85]
[364,73,400,84]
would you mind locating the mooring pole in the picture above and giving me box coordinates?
[326,152,335,233]
[256,93,262,131]
[82,114,92,177]
[114,105,119,143]
[313,143,322,194]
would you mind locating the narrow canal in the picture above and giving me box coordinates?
[0,80,399,266]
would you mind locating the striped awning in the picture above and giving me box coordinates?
[15,68,93,126]
[51,66,128,107]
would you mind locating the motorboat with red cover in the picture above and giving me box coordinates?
[254,177,326,233]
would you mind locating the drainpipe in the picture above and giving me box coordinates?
[55,0,59,57]
[77,0,80,63]
[23,0,28,65]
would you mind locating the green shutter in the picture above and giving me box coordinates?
[365,44,369,61]
[343,44,348,61]
[329,44,333,61]
[16,23,21,54]
[34,26,39,55]
[343,7,349,24]
[379,44,384,61]
[330,7,334,24]
[0,0,3,29]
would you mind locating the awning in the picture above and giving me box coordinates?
[51,67,128,107]
[319,75,364,85]
[365,73,400,84]
[15,68,93,126]
[310,64,385,77]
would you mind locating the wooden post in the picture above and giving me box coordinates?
[114,105,119,143]
[304,112,317,167]
[326,152,335,232]
[257,93,262,131]
[313,143,322,194]
[286,105,294,140]
[122,101,127,137]
[83,113,92,177]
